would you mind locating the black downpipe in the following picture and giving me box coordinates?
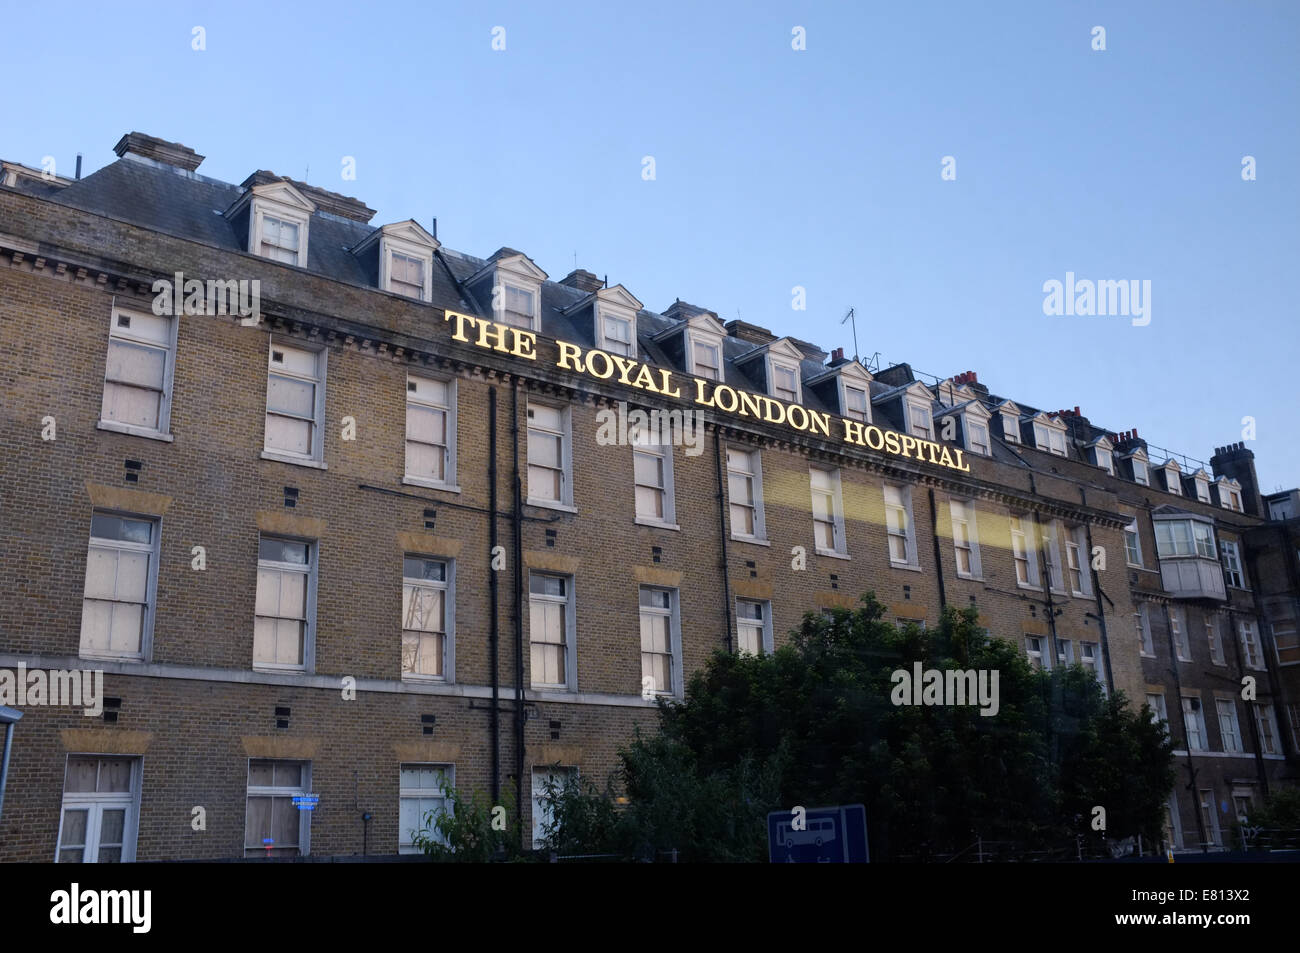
[928,488,947,612]
[713,429,733,652]
[512,383,525,843]
[489,387,500,804]
[1083,520,1115,692]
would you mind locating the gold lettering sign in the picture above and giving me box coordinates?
[443,312,970,472]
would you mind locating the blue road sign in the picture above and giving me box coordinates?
[292,794,320,811]
[767,804,869,863]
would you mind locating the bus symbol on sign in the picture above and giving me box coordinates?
[767,805,868,863]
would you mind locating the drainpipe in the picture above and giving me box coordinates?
[713,428,734,652]
[1079,488,1114,692]
[0,706,21,824]
[928,488,947,613]
[1161,600,1208,853]
[512,382,525,844]
[489,387,500,804]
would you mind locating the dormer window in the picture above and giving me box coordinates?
[502,285,536,329]
[906,399,932,440]
[1031,416,1067,456]
[771,363,800,403]
[1125,450,1150,486]
[1193,470,1212,504]
[600,311,634,356]
[578,285,643,358]
[468,249,547,332]
[967,419,990,456]
[390,252,425,298]
[844,385,870,422]
[353,221,439,302]
[1215,478,1243,512]
[1160,461,1182,496]
[692,339,722,380]
[226,179,316,269]
[1088,438,1114,475]
[260,215,301,263]
[995,402,1021,444]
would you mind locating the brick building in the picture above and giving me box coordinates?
[0,132,1295,861]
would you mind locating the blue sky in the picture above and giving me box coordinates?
[3,1,1296,489]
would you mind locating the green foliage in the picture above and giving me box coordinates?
[539,593,1177,861]
[412,780,527,862]
[1243,786,1300,845]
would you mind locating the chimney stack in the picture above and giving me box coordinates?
[113,131,204,172]
[559,269,604,293]
[1210,442,1263,517]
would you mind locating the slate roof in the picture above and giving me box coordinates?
[0,144,1219,474]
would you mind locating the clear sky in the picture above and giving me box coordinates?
[3,1,1296,490]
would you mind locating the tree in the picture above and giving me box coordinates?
[412,780,527,862]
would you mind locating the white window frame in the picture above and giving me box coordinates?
[1041,520,1066,593]
[1154,518,1216,559]
[1172,606,1191,662]
[499,282,539,331]
[736,598,774,656]
[98,305,178,441]
[810,466,847,556]
[387,250,429,301]
[380,236,434,302]
[79,511,160,662]
[1124,519,1143,568]
[1079,641,1100,683]
[1254,706,1281,756]
[1220,540,1246,589]
[526,401,574,510]
[404,374,458,491]
[639,586,682,698]
[1094,447,1114,475]
[1274,621,1299,667]
[531,765,577,849]
[1239,620,1263,670]
[688,332,724,382]
[1010,514,1039,588]
[1216,699,1242,753]
[529,572,576,692]
[1198,788,1221,847]
[1195,475,1212,504]
[949,499,982,579]
[1065,524,1092,597]
[905,399,933,441]
[262,338,327,467]
[965,419,990,456]
[399,763,453,853]
[768,358,802,404]
[1033,421,1067,456]
[1025,636,1047,671]
[1056,638,1074,666]
[884,483,918,568]
[1182,697,1208,752]
[55,755,142,863]
[1137,603,1154,657]
[1207,613,1226,665]
[1161,463,1182,496]
[253,535,317,673]
[1131,456,1149,486]
[596,306,636,357]
[244,759,312,857]
[727,446,767,542]
[251,202,310,268]
[633,439,677,529]
[1146,692,1169,734]
[842,382,871,423]
[1000,411,1020,444]
[401,555,455,682]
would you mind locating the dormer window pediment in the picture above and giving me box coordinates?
[1087,436,1114,474]
[873,381,935,441]
[1160,459,1183,495]
[994,400,1022,444]
[576,285,642,358]
[942,401,992,456]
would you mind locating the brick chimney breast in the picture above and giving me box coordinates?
[560,269,604,293]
